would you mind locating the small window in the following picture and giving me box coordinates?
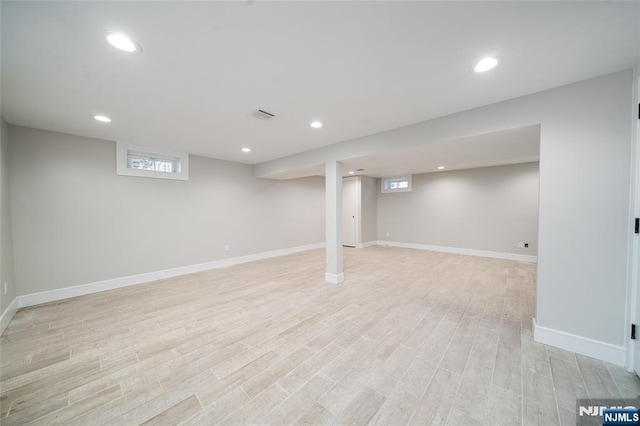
[127,153,176,173]
[117,143,189,181]
[382,175,412,193]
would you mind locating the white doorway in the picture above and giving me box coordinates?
[631,70,640,375]
[623,68,640,375]
[343,177,357,247]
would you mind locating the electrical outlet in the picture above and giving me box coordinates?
[3,282,7,295]
[518,242,525,248]
[386,231,390,237]
[224,245,230,252]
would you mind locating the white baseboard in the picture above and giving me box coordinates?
[18,242,325,309]
[325,272,345,284]
[356,241,378,248]
[376,240,537,263]
[533,319,626,366]
[356,241,377,249]
[0,297,19,336]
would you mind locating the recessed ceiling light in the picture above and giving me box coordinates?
[474,57,498,73]
[106,33,139,52]
[310,121,323,129]
[348,171,355,175]
[241,147,251,153]
[437,166,445,170]
[93,115,112,123]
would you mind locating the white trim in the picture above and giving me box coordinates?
[625,64,640,373]
[534,319,626,366]
[376,240,537,263]
[325,272,345,284]
[355,177,362,248]
[116,142,189,181]
[17,243,325,309]
[0,297,19,336]
[356,241,377,249]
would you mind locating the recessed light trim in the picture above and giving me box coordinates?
[437,166,445,170]
[474,57,498,73]
[93,115,112,123]
[310,121,323,129]
[106,33,139,52]
[348,171,355,175]
[241,147,251,153]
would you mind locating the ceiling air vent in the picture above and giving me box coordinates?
[250,109,276,121]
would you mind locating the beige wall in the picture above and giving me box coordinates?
[360,176,377,244]
[1,118,16,314]
[9,126,325,296]
[378,162,539,256]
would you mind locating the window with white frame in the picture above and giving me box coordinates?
[381,175,412,193]
[116,142,189,181]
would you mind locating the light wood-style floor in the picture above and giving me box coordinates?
[1,247,639,425]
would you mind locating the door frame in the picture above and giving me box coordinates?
[626,65,640,373]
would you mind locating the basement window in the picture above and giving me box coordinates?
[116,142,189,180]
[381,175,412,193]
[128,153,176,173]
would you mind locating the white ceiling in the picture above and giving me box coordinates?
[1,1,638,167]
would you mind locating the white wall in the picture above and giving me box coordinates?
[378,163,539,256]
[360,176,377,244]
[1,118,16,317]
[255,70,634,361]
[9,126,325,296]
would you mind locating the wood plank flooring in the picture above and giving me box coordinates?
[1,246,639,425]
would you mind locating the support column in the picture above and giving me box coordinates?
[325,160,344,284]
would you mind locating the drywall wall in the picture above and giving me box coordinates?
[9,126,325,296]
[377,163,539,256]
[255,70,633,354]
[360,176,377,244]
[1,118,16,316]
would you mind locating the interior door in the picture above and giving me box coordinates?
[342,178,357,247]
